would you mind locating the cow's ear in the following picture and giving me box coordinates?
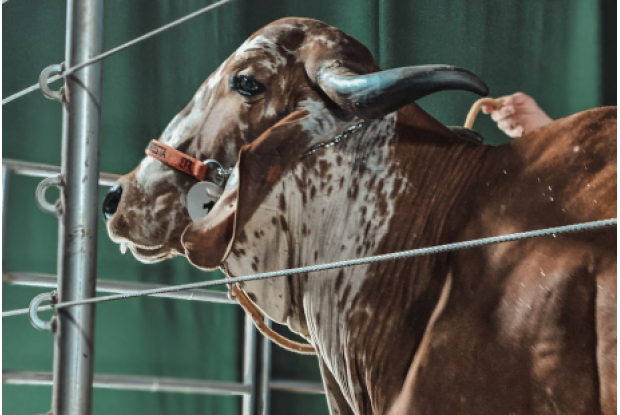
[181,111,312,270]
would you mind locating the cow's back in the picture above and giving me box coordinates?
[505,106,616,221]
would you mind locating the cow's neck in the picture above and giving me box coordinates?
[310,105,489,413]
[224,103,487,339]
[225,102,490,412]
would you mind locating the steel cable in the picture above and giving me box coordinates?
[2,218,616,318]
[2,0,235,105]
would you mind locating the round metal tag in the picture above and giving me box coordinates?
[186,181,223,221]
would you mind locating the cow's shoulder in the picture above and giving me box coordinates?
[391,236,611,414]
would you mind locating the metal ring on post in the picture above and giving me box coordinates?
[29,291,58,332]
[38,63,65,102]
[36,175,64,216]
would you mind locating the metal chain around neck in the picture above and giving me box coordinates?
[302,121,365,157]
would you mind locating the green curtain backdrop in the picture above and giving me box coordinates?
[3,1,614,414]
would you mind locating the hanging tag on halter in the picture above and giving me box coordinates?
[186,181,223,221]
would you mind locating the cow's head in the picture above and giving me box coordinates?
[103,17,488,265]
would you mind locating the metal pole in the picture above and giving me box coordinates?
[4,371,252,396]
[2,369,325,395]
[52,0,105,413]
[2,165,10,273]
[3,370,325,395]
[242,314,258,415]
[2,159,119,186]
[259,318,272,415]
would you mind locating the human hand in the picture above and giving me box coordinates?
[482,92,553,138]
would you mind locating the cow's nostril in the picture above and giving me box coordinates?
[102,184,122,222]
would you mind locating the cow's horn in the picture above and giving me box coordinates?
[316,65,489,119]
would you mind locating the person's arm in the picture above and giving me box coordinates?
[482,92,553,138]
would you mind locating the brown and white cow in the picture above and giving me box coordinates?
[103,18,617,415]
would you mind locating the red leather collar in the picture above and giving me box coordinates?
[145,140,208,181]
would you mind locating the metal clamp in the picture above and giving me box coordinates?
[203,159,233,185]
[36,175,64,216]
[29,291,58,332]
[38,62,65,102]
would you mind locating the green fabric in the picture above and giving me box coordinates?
[3,1,613,414]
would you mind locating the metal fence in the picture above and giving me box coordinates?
[2,0,323,413]
[2,159,324,414]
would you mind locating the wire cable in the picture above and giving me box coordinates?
[3,218,615,318]
[2,0,235,105]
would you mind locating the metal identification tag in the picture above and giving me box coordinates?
[186,181,223,221]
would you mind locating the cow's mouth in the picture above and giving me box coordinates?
[129,243,174,263]
[112,238,172,263]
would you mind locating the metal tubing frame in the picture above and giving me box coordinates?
[2,165,10,273]
[3,160,325,411]
[260,318,273,415]
[2,158,119,186]
[52,0,105,413]
[3,370,324,395]
[1,16,325,415]
[3,272,235,304]
[4,370,251,396]
[243,314,258,415]
[4,272,325,398]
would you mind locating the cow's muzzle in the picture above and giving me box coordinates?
[102,184,122,222]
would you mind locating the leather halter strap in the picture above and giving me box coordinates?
[232,284,316,355]
[146,140,208,181]
[146,140,315,354]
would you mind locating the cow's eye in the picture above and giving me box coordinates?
[230,75,265,97]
